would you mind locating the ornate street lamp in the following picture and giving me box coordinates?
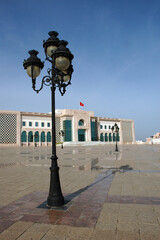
[23,31,74,207]
[111,123,119,152]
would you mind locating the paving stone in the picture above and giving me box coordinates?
[16,231,46,240]
[140,233,160,240]
[91,229,116,240]
[66,226,93,240]
[137,215,159,225]
[116,230,140,240]
[0,230,23,240]
[117,222,139,232]
[6,221,33,232]
[139,224,160,234]
[26,223,52,233]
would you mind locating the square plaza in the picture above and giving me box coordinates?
[0,144,160,239]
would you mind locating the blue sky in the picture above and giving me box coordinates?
[0,0,160,141]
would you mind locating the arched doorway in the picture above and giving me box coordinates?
[34,131,39,142]
[117,133,120,142]
[105,133,108,142]
[28,131,33,142]
[41,131,45,142]
[109,133,112,142]
[113,133,116,142]
[100,133,104,142]
[47,132,51,142]
[78,129,85,141]
[21,131,27,143]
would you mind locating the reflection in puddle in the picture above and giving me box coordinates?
[60,150,122,171]
[63,152,73,155]
[109,151,113,155]
[79,158,99,171]
[21,147,122,171]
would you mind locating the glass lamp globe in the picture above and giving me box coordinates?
[46,45,58,58]
[55,56,70,71]
[26,65,41,78]
[58,71,70,82]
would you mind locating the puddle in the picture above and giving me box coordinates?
[77,158,86,161]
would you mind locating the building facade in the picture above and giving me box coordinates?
[0,109,135,146]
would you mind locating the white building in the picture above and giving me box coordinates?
[0,109,135,146]
[146,132,160,144]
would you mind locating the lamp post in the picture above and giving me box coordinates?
[59,130,64,149]
[23,31,74,207]
[111,123,119,152]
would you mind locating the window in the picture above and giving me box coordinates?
[22,121,26,126]
[47,122,50,127]
[41,122,44,127]
[35,122,38,127]
[100,125,103,129]
[78,119,84,126]
[109,125,111,129]
[29,122,32,127]
[105,125,107,129]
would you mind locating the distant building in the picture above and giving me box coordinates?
[146,132,160,144]
[0,109,135,146]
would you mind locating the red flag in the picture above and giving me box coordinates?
[80,102,84,106]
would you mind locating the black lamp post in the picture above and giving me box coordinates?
[23,31,74,207]
[111,123,119,152]
[59,130,64,149]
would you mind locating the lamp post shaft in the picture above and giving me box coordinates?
[47,62,64,207]
[115,133,118,152]
[51,62,57,165]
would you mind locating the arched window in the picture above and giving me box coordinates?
[100,133,104,142]
[41,131,45,142]
[34,131,39,142]
[105,133,108,142]
[21,131,27,142]
[78,119,84,126]
[47,132,51,142]
[28,131,33,142]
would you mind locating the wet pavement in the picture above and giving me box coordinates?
[0,144,160,239]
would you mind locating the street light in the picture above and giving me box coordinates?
[111,123,119,152]
[23,31,74,207]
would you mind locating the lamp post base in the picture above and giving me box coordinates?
[47,165,64,207]
[47,195,64,207]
